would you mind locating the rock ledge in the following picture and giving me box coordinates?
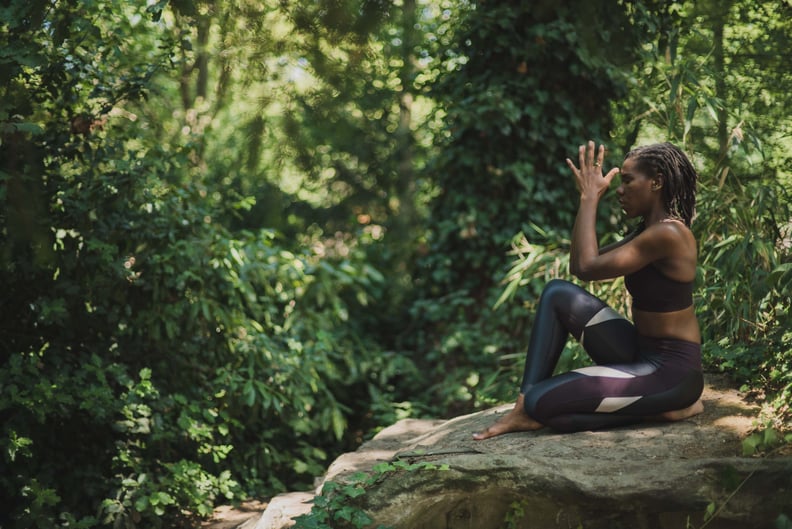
[255,375,792,529]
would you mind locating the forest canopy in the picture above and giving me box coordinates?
[1,1,791,528]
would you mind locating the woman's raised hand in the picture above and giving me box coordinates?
[565,140,619,201]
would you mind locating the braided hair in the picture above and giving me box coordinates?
[624,142,698,227]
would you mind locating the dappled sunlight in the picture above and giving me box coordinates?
[4,1,791,527]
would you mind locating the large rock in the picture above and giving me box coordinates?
[256,375,792,529]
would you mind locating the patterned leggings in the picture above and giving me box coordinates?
[520,279,703,432]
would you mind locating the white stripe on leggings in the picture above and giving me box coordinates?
[579,306,626,347]
[572,365,636,378]
[595,396,642,413]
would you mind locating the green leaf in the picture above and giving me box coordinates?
[331,407,345,441]
[134,496,150,512]
[704,501,716,521]
[343,485,366,499]
[742,433,761,456]
[12,122,44,135]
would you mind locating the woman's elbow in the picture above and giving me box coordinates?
[571,264,596,281]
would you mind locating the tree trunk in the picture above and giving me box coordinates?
[392,0,418,270]
[712,3,730,161]
[196,11,210,101]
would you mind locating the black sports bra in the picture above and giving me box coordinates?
[624,263,693,312]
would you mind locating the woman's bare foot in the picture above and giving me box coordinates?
[472,394,544,440]
[655,399,705,422]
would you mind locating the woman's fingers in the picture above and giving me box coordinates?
[575,141,610,170]
[568,141,618,198]
[604,166,620,184]
[577,141,605,171]
[570,141,615,188]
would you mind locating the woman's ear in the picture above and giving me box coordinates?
[652,174,664,191]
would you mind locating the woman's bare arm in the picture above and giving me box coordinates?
[599,231,637,255]
[567,141,619,277]
[566,142,685,281]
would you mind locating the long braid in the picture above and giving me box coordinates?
[625,142,698,227]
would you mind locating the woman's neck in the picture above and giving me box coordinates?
[643,207,672,227]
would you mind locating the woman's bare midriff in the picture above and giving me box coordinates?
[632,305,700,343]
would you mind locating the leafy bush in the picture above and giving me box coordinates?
[405,1,642,415]
[1,2,409,527]
[696,178,792,392]
[409,0,792,426]
[610,0,792,422]
[2,2,790,528]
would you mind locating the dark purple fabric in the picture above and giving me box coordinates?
[518,280,703,432]
[624,263,693,312]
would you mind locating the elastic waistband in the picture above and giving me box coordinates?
[637,335,702,370]
[638,335,701,351]
[638,336,701,355]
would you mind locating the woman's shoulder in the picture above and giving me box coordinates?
[636,219,697,258]
[642,219,694,238]
[640,219,698,268]
[642,218,694,241]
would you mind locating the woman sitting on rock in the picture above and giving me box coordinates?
[474,141,704,438]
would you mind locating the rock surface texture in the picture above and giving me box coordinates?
[252,375,791,529]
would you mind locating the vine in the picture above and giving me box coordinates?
[292,461,449,529]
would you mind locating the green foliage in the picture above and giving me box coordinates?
[292,460,448,529]
[696,179,792,391]
[1,170,404,525]
[2,1,791,528]
[404,0,792,431]
[501,499,529,529]
[741,427,792,457]
[613,0,792,420]
[1,2,411,528]
[407,0,645,414]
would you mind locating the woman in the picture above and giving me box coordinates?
[474,140,704,438]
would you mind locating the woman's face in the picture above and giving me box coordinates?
[616,157,658,219]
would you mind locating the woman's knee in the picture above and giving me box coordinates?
[539,279,579,307]
[538,279,603,330]
[543,278,576,294]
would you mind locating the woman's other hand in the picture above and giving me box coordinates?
[566,140,619,201]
